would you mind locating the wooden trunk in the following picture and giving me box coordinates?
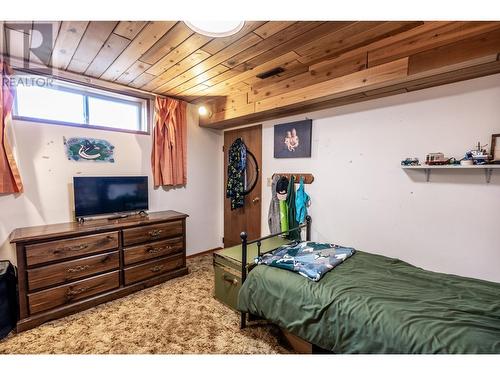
[213,250,245,311]
[213,236,289,310]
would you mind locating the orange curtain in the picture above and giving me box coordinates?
[151,97,187,187]
[0,61,23,194]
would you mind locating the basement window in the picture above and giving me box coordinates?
[12,73,149,134]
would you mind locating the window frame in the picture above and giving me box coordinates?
[12,72,151,135]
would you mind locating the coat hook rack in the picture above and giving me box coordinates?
[272,173,314,184]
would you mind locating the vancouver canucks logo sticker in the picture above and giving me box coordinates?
[64,137,115,163]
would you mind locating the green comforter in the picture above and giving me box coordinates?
[238,251,500,353]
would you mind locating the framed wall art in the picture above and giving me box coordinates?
[491,134,500,163]
[273,119,312,158]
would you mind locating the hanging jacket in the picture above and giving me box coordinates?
[286,175,301,240]
[268,174,281,234]
[226,138,247,210]
[279,200,289,233]
[295,176,310,224]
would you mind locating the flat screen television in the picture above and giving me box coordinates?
[73,176,148,218]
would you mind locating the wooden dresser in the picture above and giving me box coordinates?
[9,210,188,332]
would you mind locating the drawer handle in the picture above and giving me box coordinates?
[99,235,115,243]
[148,229,163,237]
[151,265,164,273]
[146,245,172,254]
[223,275,238,285]
[66,287,88,297]
[67,264,91,273]
[54,244,89,254]
[71,244,88,251]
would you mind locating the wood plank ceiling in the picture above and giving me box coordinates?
[2,21,500,129]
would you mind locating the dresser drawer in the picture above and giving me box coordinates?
[124,237,183,266]
[122,221,183,246]
[27,251,119,291]
[28,271,119,314]
[124,254,184,285]
[26,232,119,267]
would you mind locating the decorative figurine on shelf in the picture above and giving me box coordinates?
[425,152,452,165]
[461,149,474,166]
[401,157,420,166]
[467,142,490,165]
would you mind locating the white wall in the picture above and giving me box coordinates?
[4,73,500,284]
[0,104,223,264]
[250,74,500,283]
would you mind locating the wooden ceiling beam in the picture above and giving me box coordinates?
[249,51,367,103]
[295,21,423,64]
[199,58,407,125]
[408,28,500,75]
[368,21,500,67]
[200,58,500,130]
[199,35,500,129]
[254,57,409,112]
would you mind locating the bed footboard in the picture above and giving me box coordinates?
[239,215,311,329]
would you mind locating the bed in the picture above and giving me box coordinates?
[236,217,500,354]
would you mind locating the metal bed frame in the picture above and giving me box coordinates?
[239,215,312,329]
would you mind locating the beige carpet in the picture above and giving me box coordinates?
[0,254,290,354]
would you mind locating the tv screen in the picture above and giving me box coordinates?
[74,176,148,218]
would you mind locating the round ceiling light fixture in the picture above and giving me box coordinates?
[184,21,245,38]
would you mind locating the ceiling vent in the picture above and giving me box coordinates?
[256,67,285,80]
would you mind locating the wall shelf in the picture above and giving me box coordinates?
[402,165,500,183]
